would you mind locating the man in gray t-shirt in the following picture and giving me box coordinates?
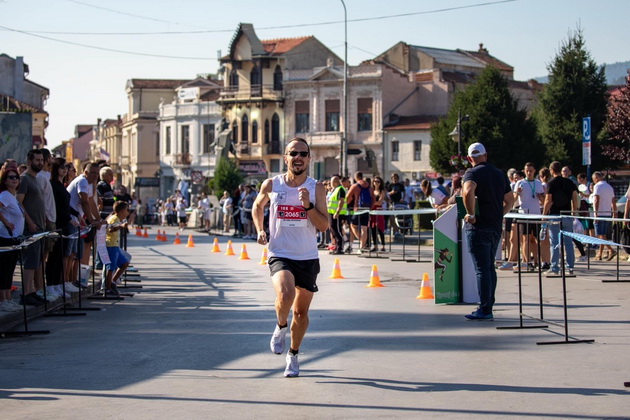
[17,149,47,302]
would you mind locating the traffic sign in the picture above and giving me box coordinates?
[582,116,591,166]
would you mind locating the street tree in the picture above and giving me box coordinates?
[533,26,609,170]
[602,76,630,164]
[211,158,243,199]
[430,66,538,174]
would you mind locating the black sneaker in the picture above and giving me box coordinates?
[20,293,43,306]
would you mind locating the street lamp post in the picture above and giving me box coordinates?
[449,110,470,168]
[340,0,348,177]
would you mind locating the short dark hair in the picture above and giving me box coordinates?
[285,137,310,154]
[114,201,129,213]
[550,161,562,174]
[26,149,44,162]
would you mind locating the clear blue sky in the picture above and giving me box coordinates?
[1,0,628,149]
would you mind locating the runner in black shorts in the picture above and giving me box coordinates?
[252,137,329,377]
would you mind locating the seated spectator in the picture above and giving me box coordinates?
[103,201,131,296]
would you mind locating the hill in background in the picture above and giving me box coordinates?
[534,60,630,85]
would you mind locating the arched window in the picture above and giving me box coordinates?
[250,65,261,86]
[232,119,239,144]
[272,113,280,142]
[273,65,283,91]
[252,120,258,144]
[230,69,239,88]
[264,120,270,144]
[241,114,249,142]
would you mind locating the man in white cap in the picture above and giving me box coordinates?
[462,142,514,320]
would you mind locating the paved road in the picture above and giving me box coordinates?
[1,228,629,419]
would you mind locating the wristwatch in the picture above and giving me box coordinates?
[466,214,476,219]
[304,203,314,212]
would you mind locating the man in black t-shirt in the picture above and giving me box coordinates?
[462,143,513,320]
[388,173,405,205]
[543,161,579,275]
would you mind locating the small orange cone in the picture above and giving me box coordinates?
[239,244,250,260]
[156,229,162,241]
[136,226,142,237]
[143,228,149,238]
[173,232,182,245]
[328,258,345,279]
[211,237,221,253]
[417,272,434,299]
[225,240,236,256]
[259,247,268,265]
[161,231,168,242]
[186,234,195,248]
[366,264,384,287]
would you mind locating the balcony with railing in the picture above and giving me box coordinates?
[267,141,282,155]
[175,153,192,166]
[306,132,343,147]
[219,84,283,102]
[159,102,221,119]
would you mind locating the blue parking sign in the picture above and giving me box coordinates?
[582,117,591,165]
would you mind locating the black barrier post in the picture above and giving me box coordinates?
[537,229,594,345]
[602,222,628,283]
[87,226,124,301]
[497,219,548,331]
[64,227,99,312]
[119,225,142,289]
[1,243,50,338]
[45,230,85,318]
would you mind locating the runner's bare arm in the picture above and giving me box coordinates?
[253,179,272,244]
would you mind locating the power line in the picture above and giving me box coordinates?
[10,0,517,36]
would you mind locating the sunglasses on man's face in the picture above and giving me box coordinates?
[287,151,309,157]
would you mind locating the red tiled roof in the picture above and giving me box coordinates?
[130,79,190,89]
[384,115,439,131]
[261,36,311,56]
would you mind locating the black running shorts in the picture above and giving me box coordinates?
[268,257,320,293]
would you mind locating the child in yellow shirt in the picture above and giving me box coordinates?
[104,201,130,296]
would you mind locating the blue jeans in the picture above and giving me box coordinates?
[465,228,502,314]
[549,218,574,272]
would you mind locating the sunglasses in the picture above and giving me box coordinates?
[6,175,19,180]
[287,151,309,157]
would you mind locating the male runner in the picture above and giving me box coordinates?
[252,137,329,377]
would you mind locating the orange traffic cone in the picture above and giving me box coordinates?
[328,258,345,279]
[211,237,221,253]
[186,234,195,248]
[173,232,182,245]
[225,240,236,256]
[259,247,268,265]
[366,264,384,287]
[161,231,168,242]
[143,228,149,238]
[156,229,162,241]
[417,272,434,299]
[239,244,250,260]
[136,226,142,237]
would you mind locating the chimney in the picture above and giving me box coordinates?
[14,56,24,101]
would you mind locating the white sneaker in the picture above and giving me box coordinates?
[270,324,288,354]
[64,282,80,293]
[39,289,58,302]
[46,286,61,298]
[0,300,20,312]
[578,256,588,262]
[498,262,514,271]
[284,352,299,377]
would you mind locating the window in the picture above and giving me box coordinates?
[242,114,249,142]
[230,69,239,88]
[270,159,280,173]
[273,65,283,91]
[325,100,340,132]
[252,120,258,143]
[181,125,190,155]
[392,140,399,161]
[414,140,422,161]
[232,120,238,144]
[165,126,171,154]
[357,98,373,131]
[203,124,215,153]
[272,113,280,142]
[264,120,270,144]
[295,101,310,133]
[250,65,261,86]
[155,132,160,156]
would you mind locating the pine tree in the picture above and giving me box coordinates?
[533,27,609,170]
[602,76,630,163]
[429,66,539,173]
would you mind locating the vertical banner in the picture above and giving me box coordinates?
[582,116,591,166]
[433,206,460,303]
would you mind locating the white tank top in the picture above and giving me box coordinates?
[268,174,318,260]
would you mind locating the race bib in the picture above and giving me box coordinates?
[277,205,307,227]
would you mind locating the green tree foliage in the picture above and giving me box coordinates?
[212,157,243,199]
[533,27,609,170]
[602,76,630,163]
[430,66,538,173]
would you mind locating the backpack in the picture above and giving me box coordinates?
[358,184,372,208]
